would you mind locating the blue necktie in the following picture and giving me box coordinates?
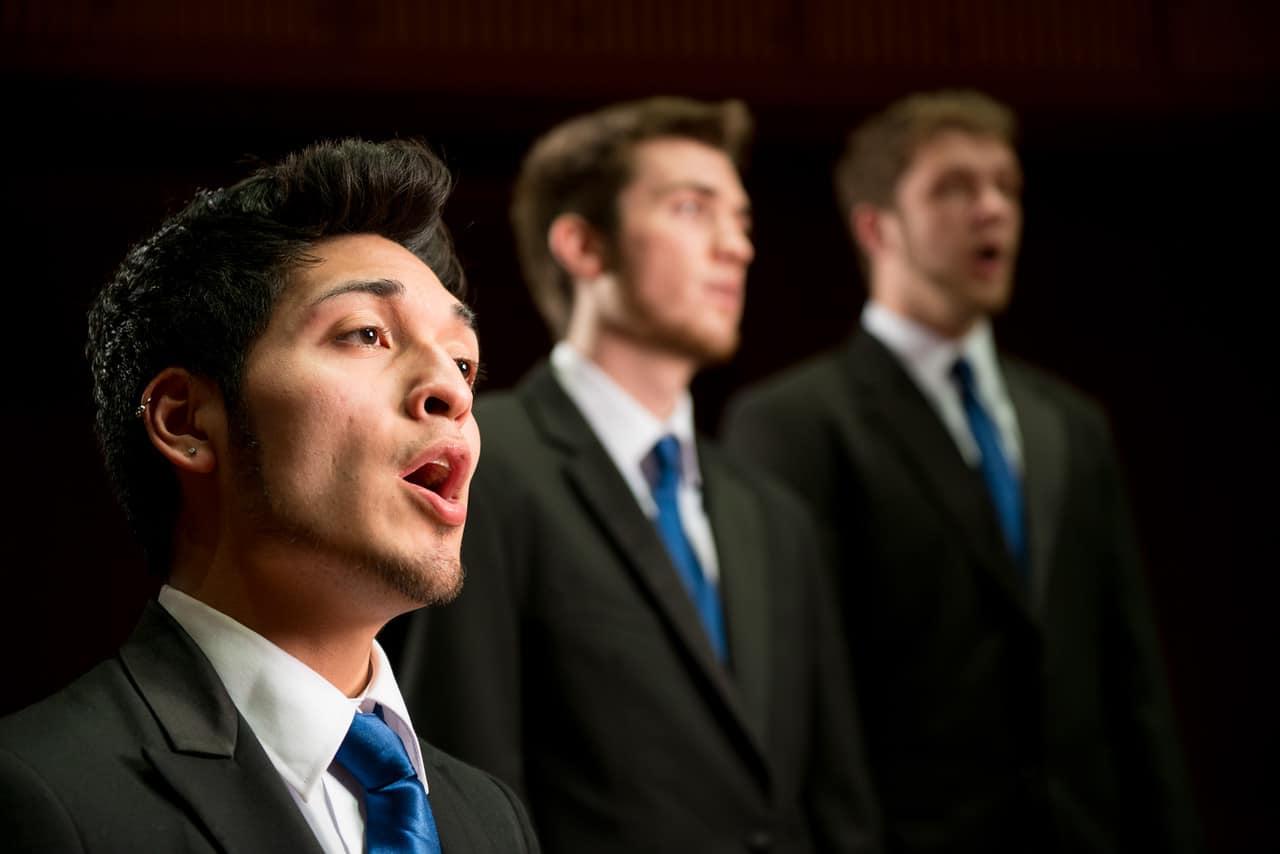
[951,358,1029,579]
[647,435,728,662]
[334,705,441,854]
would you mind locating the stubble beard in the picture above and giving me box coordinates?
[900,232,1014,331]
[227,409,466,610]
[614,287,741,367]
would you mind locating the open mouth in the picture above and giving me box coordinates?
[400,443,471,525]
[975,243,1003,263]
[404,458,457,497]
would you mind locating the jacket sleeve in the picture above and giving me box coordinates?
[1089,411,1204,853]
[0,748,86,852]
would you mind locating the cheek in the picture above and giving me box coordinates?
[250,378,361,472]
[632,233,701,302]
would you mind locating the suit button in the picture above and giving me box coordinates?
[744,830,773,852]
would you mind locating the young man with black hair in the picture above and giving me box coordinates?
[397,97,882,854]
[725,90,1201,854]
[0,139,538,853]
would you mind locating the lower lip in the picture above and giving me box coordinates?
[403,481,467,526]
[706,287,743,310]
[972,257,1006,278]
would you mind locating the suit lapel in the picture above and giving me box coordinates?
[519,365,771,773]
[1004,361,1067,615]
[701,441,772,748]
[844,333,1031,615]
[122,603,324,854]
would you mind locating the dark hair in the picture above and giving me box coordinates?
[834,89,1017,216]
[86,138,462,573]
[511,96,752,337]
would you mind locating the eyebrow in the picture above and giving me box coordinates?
[654,180,753,216]
[453,302,477,329]
[312,278,405,305]
[310,277,477,330]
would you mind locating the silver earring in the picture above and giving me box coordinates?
[135,396,151,419]
[186,447,198,457]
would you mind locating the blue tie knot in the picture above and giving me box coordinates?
[334,705,441,854]
[951,356,977,391]
[651,434,683,490]
[338,708,417,791]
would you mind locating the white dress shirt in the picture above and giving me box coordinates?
[550,341,721,582]
[158,585,427,854]
[862,302,1023,472]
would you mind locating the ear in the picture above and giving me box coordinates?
[138,368,223,475]
[547,213,608,281]
[851,202,890,259]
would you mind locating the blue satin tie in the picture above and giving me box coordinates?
[647,435,728,662]
[951,358,1029,579]
[334,705,441,854]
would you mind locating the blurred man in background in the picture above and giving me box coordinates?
[397,96,882,853]
[725,90,1201,854]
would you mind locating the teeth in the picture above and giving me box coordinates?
[409,459,452,494]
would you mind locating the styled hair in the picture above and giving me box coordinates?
[834,89,1017,216]
[511,96,752,337]
[86,138,462,573]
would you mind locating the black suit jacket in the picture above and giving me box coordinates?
[723,332,1201,854]
[395,363,881,854]
[0,602,539,853]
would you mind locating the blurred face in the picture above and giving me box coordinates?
[597,137,754,364]
[232,234,480,607]
[876,130,1022,336]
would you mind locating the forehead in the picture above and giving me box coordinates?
[904,130,1019,180]
[625,137,746,200]
[278,234,469,324]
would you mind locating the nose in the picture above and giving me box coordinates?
[407,353,474,423]
[715,215,754,266]
[976,181,1018,223]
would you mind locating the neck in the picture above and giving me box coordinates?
[168,532,385,698]
[870,274,978,341]
[564,328,696,421]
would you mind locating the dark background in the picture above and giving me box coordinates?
[2,2,1275,850]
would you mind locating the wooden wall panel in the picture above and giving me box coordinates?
[4,0,1275,108]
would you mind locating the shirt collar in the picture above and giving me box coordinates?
[861,301,1001,395]
[157,585,426,801]
[551,341,701,486]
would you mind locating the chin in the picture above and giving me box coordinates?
[677,323,740,365]
[964,280,1014,316]
[980,291,1014,316]
[351,544,466,610]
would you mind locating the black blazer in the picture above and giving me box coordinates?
[723,332,1201,854]
[395,363,882,854]
[0,602,539,853]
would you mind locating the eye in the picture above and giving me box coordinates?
[337,326,390,348]
[455,357,481,386]
[672,196,707,216]
[996,174,1023,199]
[933,171,976,200]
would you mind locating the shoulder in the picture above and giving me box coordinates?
[0,657,135,761]
[0,659,143,852]
[722,348,854,486]
[421,741,539,852]
[0,744,84,851]
[727,346,848,421]
[474,388,535,443]
[723,347,850,448]
[700,439,822,535]
[1003,356,1113,438]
